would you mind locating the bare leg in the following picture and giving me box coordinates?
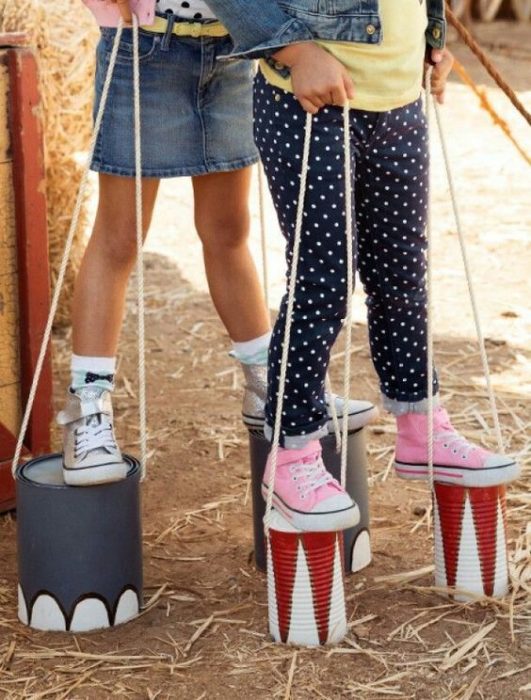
[192,167,270,342]
[72,174,160,356]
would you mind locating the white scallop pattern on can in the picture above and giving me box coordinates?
[351,529,372,573]
[19,588,141,632]
[30,594,67,631]
[70,598,110,632]
[18,585,29,626]
[115,589,141,625]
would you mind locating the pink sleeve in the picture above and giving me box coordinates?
[82,0,156,27]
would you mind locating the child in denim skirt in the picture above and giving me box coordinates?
[204,0,519,531]
[60,0,374,486]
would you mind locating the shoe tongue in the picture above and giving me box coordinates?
[86,413,102,428]
[433,407,453,432]
[76,386,107,402]
[280,442,322,468]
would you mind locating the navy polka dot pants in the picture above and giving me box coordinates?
[254,73,439,447]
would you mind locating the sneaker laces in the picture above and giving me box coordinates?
[74,414,117,458]
[435,430,478,459]
[288,453,337,499]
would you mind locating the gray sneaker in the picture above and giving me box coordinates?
[57,387,128,486]
[240,364,378,431]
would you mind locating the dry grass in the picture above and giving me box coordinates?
[0,266,525,700]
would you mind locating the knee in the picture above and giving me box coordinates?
[294,274,350,321]
[195,210,250,253]
[365,282,427,310]
[92,216,139,268]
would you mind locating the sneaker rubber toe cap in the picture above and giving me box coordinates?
[484,454,517,469]
[310,493,355,514]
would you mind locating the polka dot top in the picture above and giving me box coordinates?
[156,0,216,20]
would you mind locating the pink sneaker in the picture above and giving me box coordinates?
[262,442,360,531]
[394,407,519,487]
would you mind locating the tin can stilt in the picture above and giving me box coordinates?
[16,454,143,632]
[266,510,347,646]
[249,427,371,574]
[433,482,509,602]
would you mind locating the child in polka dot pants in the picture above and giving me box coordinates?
[207,0,519,531]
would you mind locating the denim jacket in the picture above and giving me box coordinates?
[206,0,446,58]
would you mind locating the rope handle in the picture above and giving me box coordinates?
[425,67,435,492]
[425,65,505,491]
[11,19,148,479]
[132,16,148,479]
[263,112,313,532]
[264,107,354,532]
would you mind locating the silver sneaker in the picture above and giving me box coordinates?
[57,387,127,486]
[240,364,378,431]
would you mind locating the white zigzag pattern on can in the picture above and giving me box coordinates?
[493,498,509,598]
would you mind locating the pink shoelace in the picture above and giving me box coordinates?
[286,453,338,500]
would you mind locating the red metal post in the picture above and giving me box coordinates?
[7,46,52,457]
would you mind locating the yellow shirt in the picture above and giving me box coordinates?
[260,0,428,112]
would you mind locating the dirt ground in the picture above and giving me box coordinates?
[0,21,530,700]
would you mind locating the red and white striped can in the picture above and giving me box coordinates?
[266,510,347,646]
[433,483,509,602]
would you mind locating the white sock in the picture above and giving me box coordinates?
[231,331,271,366]
[71,354,117,391]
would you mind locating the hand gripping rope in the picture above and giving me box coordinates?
[12,18,148,479]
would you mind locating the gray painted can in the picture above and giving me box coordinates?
[16,454,143,632]
[248,428,371,574]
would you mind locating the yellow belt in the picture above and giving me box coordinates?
[142,15,229,38]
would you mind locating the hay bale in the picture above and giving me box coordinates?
[0,0,99,326]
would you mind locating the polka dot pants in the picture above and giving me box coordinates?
[254,73,439,447]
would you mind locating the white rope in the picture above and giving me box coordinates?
[257,162,270,311]
[264,107,354,531]
[11,23,125,476]
[324,112,354,458]
[325,373,342,453]
[264,112,313,533]
[425,70,435,494]
[431,96,504,453]
[425,68,505,494]
[132,15,148,478]
[260,150,341,453]
[340,105,354,489]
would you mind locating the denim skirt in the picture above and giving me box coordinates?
[91,27,259,178]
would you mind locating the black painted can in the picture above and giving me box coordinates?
[248,428,371,574]
[16,454,143,632]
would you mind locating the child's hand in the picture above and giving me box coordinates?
[425,48,454,105]
[108,0,133,24]
[273,43,355,114]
